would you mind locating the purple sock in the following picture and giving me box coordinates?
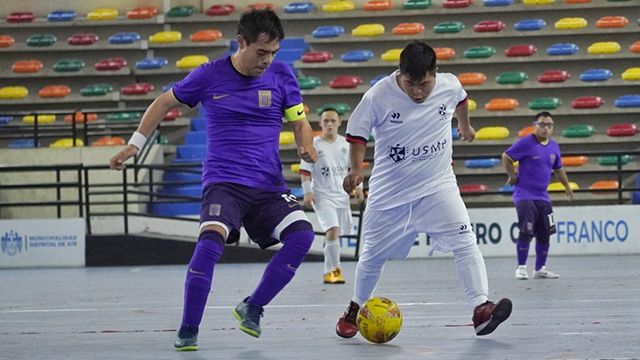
[181,231,224,329]
[535,240,550,271]
[248,227,313,307]
[516,233,531,266]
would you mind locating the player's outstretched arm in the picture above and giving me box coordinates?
[110,91,181,170]
[290,118,317,163]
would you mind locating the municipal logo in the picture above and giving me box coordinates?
[388,144,406,163]
[1,230,23,256]
[258,90,272,107]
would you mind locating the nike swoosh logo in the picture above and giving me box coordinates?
[286,264,297,271]
[188,268,205,275]
[213,94,230,100]
[297,110,304,116]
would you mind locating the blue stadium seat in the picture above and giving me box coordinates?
[185,131,206,144]
[0,115,12,125]
[546,43,579,56]
[514,19,546,31]
[614,95,640,108]
[580,69,612,82]
[464,158,500,168]
[312,26,345,38]
[177,145,205,160]
[191,118,205,131]
[9,139,35,148]
[341,50,374,62]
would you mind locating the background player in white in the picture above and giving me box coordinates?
[335,41,512,338]
[300,108,365,284]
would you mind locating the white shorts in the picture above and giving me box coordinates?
[313,198,353,235]
[359,185,476,262]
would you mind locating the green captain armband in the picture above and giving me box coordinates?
[284,103,306,122]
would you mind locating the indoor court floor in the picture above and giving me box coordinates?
[2,254,639,360]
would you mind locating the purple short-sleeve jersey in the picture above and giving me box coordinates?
[505,134,563,203]
[171,55,303,192]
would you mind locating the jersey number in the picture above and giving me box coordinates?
[281,194,298,203]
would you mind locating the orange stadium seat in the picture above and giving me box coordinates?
[630,41,640,54]
[190,29,223,42]
[127,7,158,19]
[64,112,98,123]
[596,16,628,28]
[206,4,235,15]
[458,72,487,85]
[363,0,393,10]
[562,156,588,167]
[163,108,182,121]
[565,0,591,3]
[91,136,126,146]
[246,3,275,11]
[485,98,519,111]
[0,35,15,48]
[392,23,425,35]
[589,180,619,193]
[38,85,71,98]
[518,126,534,137]
[12,60,43,73]
[435,47,456,60]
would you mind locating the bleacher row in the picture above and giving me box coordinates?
[0,0,638,215]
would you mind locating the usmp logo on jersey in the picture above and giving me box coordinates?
[388,144,406,164]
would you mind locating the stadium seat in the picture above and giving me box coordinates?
[546,43,579,56]
[562,156,588,167]
[565,0,591,3]
[433,21,465,33]
[528,97,561,110]
[363,0,393,10]
[50,138,84,148]
[317,103,350,115]
[523,0,555,4]
[460,184,489,193]
[121,83,154,95]
[606,123,637,137]
[91,136,126,146]
[341,50,374,62]
[630,41,640,53]
[127,7,158,19]
[381,49,403,62]
[322,0,355,12]
[27,34,57,47]
[312,26,344,38]
[370,74,387,85]
[464,46,496,59]
[435,47,456,60]
[80,84,113,97]
[538,69,570,83]
[352,24,385,37]
[0,116,12,125]
[562,124,595,138]
[443,0,473,8]
[596,16,628,28]
[291,163,301,173]
[190,30,223,42]
[38,85,71,98]
[9,139,35,148]
[587,42,621,54]
[329,75,363,88]
[621,68,640,81]
[12,60,43,73]
[518,126,534,137]
[485,98,519,111]
[467,99,477,111]
[53,59,85,72]
[302,51,333,62]
[393,23,425,35]
[68,33,98,45]
[149,31,182,43]
[167,6,195,17]
[106,112,142,122]
[452,128,460,140]
[476,126,510,140]
[614,95,640,108]
[280,131,295,145]
[164,108,182,121]
[547,182,579,192]
[458,72,487,85]
[484,0,514,5]
[403,0,431,9]
[554,17,587,29]
[571,96,604,109]
[86,8,118,20]
[473,20,506,32]
[284,2,315,13]
[64,112,97,123]
[589,180,619,193]
[465,158,500,168]
[0,35,15,48]
[514,19,545,31]
[23,114,56,124]
[95,57,127,71]
[246,3,275,11]
[109,32,140,44]
[48,10,76,22]
[506,44,537,57]
[496,71,528,84]
[499,185,515,193]
[206,4,235,15]
[0,86,28,99]
[298,76,322,89]
[580,69,612,82]
[136,57,168,70]
[7,12,35,23]
[598,155,632,166]
[176,55,209,69]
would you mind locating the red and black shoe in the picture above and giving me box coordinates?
[336,301,360,338]
[473,298,512,336]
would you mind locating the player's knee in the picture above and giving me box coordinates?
[536,234,550,244]
[517,232,533,243]
[199,225,227,242]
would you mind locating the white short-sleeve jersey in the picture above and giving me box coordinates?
[346,70,467,210]
[300,135,351,208]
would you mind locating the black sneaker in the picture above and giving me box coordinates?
[174,325,198,351]
[232,297,264,338]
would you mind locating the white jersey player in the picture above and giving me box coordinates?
[300,108,364,284]
[335,41,512,338]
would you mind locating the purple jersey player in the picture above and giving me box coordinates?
[501,111,573,280]
[110,10,317,351]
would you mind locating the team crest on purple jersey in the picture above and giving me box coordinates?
[259,90,272,107]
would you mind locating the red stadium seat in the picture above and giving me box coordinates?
[473,20,506,32]
[246,3,275,11]
[121,83,154,95]
[443,0,473,8]
[571,96,604,109]
[606,123,637,137]
[329,75,363,89]
[91,136,126,146]
[7,12,35,23]
[460,184,489,193]
[206,4,235,15]
[506,44,537,57]
[302,51,333,63]
[164,108,183,121]
[538,70,570,83]
[95,57,127,71]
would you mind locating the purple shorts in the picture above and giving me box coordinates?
[199,182,308,248]
[515,200,556,240]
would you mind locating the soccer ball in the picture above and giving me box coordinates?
[356,297,403,344]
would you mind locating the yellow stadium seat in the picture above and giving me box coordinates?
[476,126,510,140]
[86,8,118,20]
[290,163,301,173]
[468,99,477,111]
[0,86,29,99]
[149,31,182,43]
[523,0,555,4]
[381,49,402,62]
[23,114,56,124]
[587,41,621,54]
[548,181,579,192]
[554,17,587,30]
[280,131,295,145]
[176,55,209,69]
[50,138,84,148]
[621,67,640,81]
[322,0,355,12]
[352,24,385,37]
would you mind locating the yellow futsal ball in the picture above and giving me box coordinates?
[356,297,403,344]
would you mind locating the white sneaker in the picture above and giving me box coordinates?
[533,266,559,279]
[515,265,528,280]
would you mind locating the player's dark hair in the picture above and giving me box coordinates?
[237,9,284,45]
[320,107,340,118]
[534,111,554,122]
[399,41,437,81]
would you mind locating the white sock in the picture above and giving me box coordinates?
[353,258,385,305]
[324,240,340,273]
[452,243,489,309]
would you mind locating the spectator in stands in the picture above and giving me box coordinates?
[109,9,317,351]
[299,108,364,284]
[501,111,573,280]
[335,40,512,339]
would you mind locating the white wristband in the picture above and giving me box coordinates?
[127,131,147,150]
[356,182,363,190]
[301,180,312,194]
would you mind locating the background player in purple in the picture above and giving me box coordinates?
[110,9,317,351]
[502,111,573,280]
